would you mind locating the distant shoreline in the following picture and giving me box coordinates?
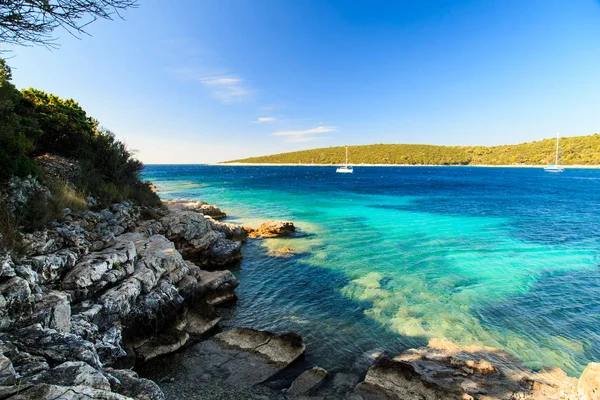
[215,162,600,169]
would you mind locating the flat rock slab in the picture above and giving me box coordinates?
[141,328,305,391]
[287,366,328,397]
[135,329,189,362]
[215,328,305,367]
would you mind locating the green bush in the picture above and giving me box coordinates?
[0,59,41,180]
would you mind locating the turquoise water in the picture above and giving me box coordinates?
[143,165,600,375]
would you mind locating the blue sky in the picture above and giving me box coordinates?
[6,0,600,163]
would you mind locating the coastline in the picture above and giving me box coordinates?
[2,170,599,399]
[216,162,600,168]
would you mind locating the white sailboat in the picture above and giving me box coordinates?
[336,145,353,173]
[544,133,564,173]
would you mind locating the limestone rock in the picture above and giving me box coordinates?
[0,341,49,379]
[161,211,242,266]
[215,328,305,367]
[207,217,248,241]
[0,353,16,386]
[183,308,221,337]
[247,220,296,238]
[35,155,81,188]
[0,276,35,330]
[193,268,239,305]
[578,362,600,400]
[0,254,16,279]
[208,234,243,266]
[28,361,111,391]
[20,229,65,257]
[23,249,78,284]
[62,236,137,301]
[8,383,131,400]
[3,324,102,370]
[356,338,581,400]
[134,329,189,361]
[157,333,304,390]
[287,366,328,397]
[26,291,71,332]
[105,367,165,400]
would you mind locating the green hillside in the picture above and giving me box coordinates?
[226,134,600,166]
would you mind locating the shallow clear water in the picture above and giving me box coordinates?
[143,165,600,376]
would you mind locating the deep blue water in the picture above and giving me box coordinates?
[143,165,600,375]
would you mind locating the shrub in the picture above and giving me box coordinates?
[0,200,20,252]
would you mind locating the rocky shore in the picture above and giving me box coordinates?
[0,177,598,399]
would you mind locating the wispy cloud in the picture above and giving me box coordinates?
[252,117,276,123]
[273,125,337,142]
[199,75,250,103]
[172,69,251,103]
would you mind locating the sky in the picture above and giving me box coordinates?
[5,0,600,163]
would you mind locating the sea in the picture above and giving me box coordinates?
[142,165,600,376]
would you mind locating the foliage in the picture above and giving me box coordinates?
[0,0,137,48]
[0,57,160,210]
[78,128,161,206]
[228,135,600,166]
[0,59,41,178]
[22,88,98,157]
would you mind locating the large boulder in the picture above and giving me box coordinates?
[0,276,35,331]
[355,338,580,400]
[215,328,305,367]
[25,290,71,332]
[105,367,164,400]
[287,366,328,397]
[247,221,295,239]
[160,211,242,267]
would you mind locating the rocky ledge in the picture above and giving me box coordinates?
[0,185,252,399]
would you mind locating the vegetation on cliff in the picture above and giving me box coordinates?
[0,57,159,250]
[227,134,600,166]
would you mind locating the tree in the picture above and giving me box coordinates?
[0,57,40,179]
[0,0,137,48]
[21,88,98,157]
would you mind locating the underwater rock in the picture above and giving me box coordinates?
[287,366,328,397]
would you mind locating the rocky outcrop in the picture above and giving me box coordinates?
[160,210,242,266]
[246,220,296,238]
[0,194,252,399]
[354,338,593,400]
[164,199,226,219]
